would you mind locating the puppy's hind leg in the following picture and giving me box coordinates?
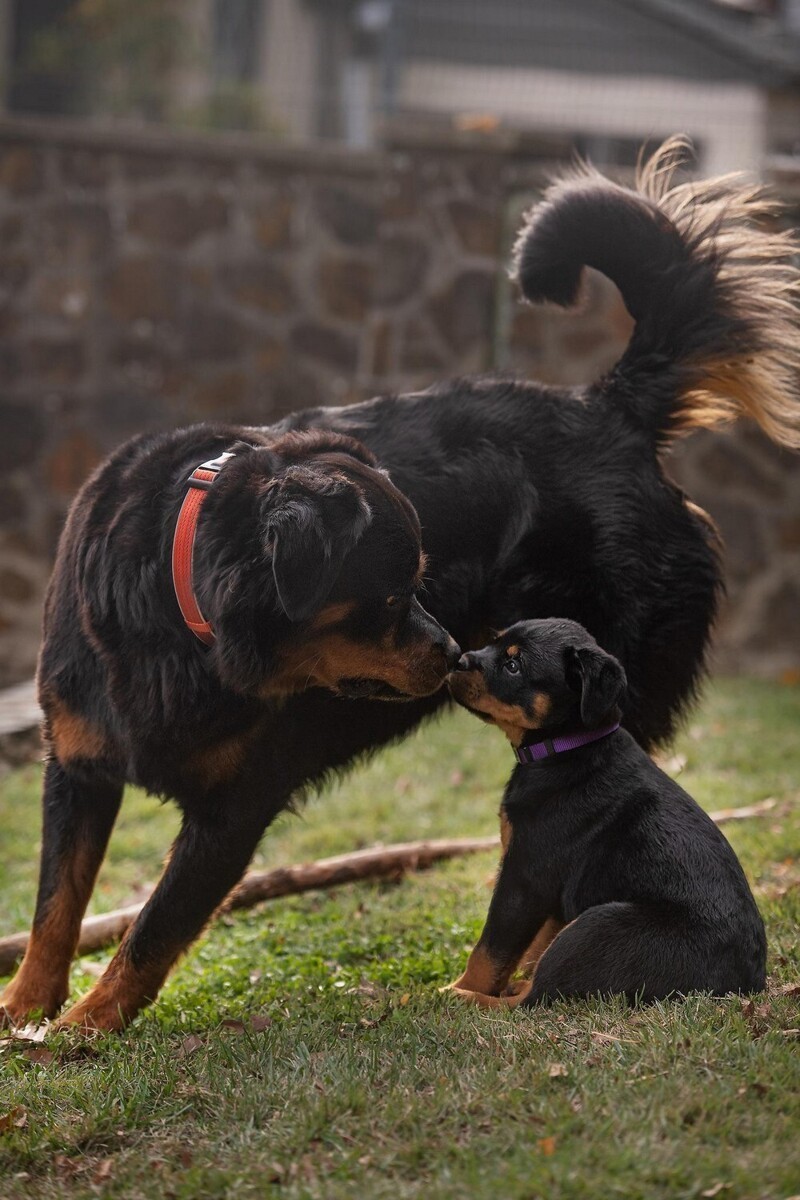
[521,902,707,1006]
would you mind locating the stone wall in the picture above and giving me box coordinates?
[0,115,797,685]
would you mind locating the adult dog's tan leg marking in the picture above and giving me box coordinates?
[48,700,109,764]
[55,779,274,1032]
[54,946,168,1033]
[0,762,122,1025]
[0,857,95,1024]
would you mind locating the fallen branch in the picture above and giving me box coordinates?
[0,836,498,976]
[0,798,778,977]
[707,798,777,824]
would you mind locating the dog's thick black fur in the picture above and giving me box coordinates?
[447,619,767,1006]
[2,142,796,1030]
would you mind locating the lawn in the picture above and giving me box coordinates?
[1,678,799,1200]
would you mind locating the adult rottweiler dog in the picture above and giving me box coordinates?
[446,619,767,1007]
[2,141,797,1031]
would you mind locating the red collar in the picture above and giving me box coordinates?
[171,452,235,646]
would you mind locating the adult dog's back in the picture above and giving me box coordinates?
[308,140,800,744]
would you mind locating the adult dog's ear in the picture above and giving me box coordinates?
[565,644,627,727]
[263,465,372,622]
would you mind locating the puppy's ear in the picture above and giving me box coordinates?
[263,466,372,622]
[565,645,626,727]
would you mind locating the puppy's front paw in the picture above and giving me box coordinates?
[442,984,505,1009]
[500,979,533,1006]
[442,980,533,1009]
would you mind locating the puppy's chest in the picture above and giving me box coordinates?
[503,784,576,885]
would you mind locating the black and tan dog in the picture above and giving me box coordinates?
[2,142,795,1031]
[447,619,767,1007]
[0,427,460,1031]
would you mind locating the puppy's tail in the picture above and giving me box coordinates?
[512,137,800,449]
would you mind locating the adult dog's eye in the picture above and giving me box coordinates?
[386,596,398,608]
[504,658,521,675]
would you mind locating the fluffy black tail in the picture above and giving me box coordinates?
[512,138,800,449]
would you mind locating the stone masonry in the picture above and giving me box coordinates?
[0,115,797,686]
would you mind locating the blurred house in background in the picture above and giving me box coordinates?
[0,1,799,171]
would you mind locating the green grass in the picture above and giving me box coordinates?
[1,678,799,1199]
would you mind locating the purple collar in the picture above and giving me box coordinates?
[515,721,620,765]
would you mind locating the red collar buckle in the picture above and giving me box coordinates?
[171,452,235,647]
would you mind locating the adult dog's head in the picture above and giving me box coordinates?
[197,429,460,700]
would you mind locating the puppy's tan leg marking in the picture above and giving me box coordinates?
[518,918,565,978]
[447,979,533,1008]
[450,945,503,995]
[444,936,523,1000]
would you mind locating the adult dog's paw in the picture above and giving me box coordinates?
[53,989,128,1035]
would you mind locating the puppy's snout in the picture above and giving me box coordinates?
[455,652,478,672]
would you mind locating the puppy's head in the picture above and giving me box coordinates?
[205,429,460,700]
[448,618,626,743]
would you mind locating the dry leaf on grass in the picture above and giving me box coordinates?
[700,1184,731,1198]
[0,1022,48,1047]
[741,999,773,1037]
[548,1062,569,1078]
[92,1158,114,1185]
[0,1107,26,1133]
[23,1046,54,1065]
[538,1136,557,1156]
[54,1154,83,1178]
[181,1035,203,1056]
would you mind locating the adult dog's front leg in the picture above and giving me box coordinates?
[1,760,122,1026]
[54,791,273,1033]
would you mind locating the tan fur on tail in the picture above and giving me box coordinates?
[638,137,800,450]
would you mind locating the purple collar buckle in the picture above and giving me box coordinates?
[515,721,620,765]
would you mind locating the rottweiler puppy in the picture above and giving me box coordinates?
[447,619,767,1007]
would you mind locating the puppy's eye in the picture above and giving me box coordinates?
[504,658,521,675]
[386,596,398,608]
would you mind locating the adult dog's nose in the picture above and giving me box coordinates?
[444,637,462,671]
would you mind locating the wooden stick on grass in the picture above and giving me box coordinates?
[0,836,498,976]
[0,799,778,977]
